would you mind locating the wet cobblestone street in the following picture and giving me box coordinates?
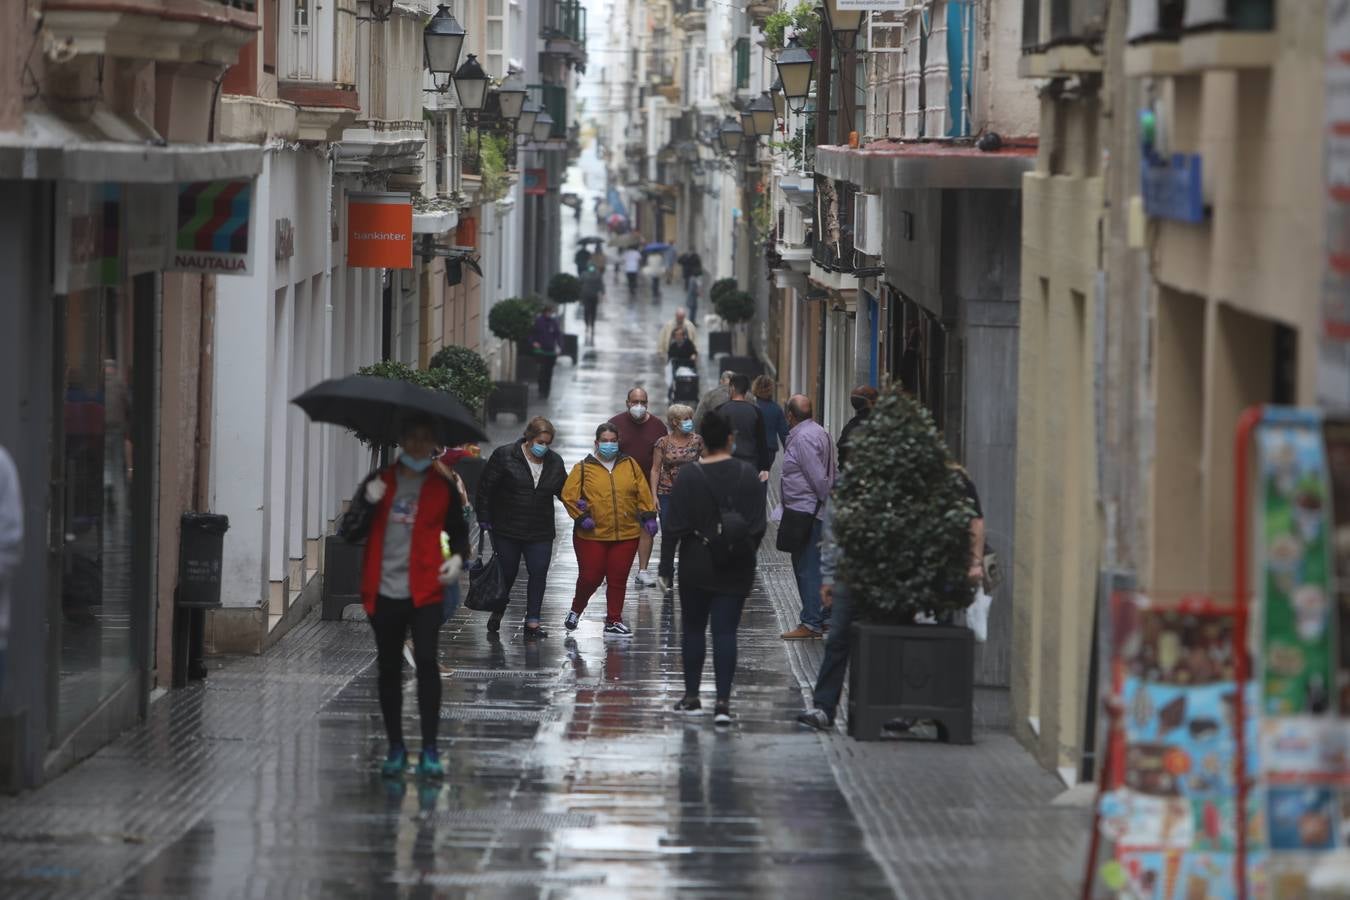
[0,279,1088,899]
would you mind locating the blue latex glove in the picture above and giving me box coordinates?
[579,516,596,531]
[642,517,659,537]
[478,520,492,532]
[576,498,589,513]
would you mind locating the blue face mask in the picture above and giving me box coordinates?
[400,452,433,473]
[530,442,549,459]
[680,419,694,434]
[597,442,619,460]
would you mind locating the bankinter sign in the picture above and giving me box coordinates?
[347,191,413,269]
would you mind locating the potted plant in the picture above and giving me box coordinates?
[428,345,493,419]
[547,273,583,363]
[764,2,820,52]
[487,296,542,419]
[833,387,981,743]
[713,287,755,356]
[707,278,739,357]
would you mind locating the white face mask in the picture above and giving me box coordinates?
[629,404,647,421]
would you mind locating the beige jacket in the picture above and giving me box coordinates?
[657,318,698,355]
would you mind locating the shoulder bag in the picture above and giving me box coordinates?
[776,500,821,554]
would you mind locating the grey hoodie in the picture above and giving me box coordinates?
[0,446,21,646]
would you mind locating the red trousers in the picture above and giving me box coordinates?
[571,536,640,624]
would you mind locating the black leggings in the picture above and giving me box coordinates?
[370,595,442,748]
[679,586,746,701]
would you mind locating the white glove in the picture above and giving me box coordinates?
[364,478,387,504]
[438,554,463,586]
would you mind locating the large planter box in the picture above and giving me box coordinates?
[487,381,529,422]
[321,534,364,620]
[847,621,974,744]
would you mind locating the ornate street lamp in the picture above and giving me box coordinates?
[775,36,815,114]
[718,115,744,155]
[749,92,777,136]
[452,54,490,114]
[770,76,786,121]
[820,0,865,47]
[533,109,555,143]
[518,98,541,136]
[423,4,466,91]
[496,68,527,122]
[740,106,757,138]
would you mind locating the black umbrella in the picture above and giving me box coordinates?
[291,375,488,448]
[576,235,604,245]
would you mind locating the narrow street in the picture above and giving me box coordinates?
[0,275,1086,899]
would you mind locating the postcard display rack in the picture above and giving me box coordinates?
[1089,408,1350,898]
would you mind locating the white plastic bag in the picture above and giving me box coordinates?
[965,587,993,642]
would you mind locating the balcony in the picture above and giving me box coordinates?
[1121,0,1275,76]
[1019,0,1106,77]
[812,174,856,278]
[673,0,707,30]
[541,0,587,68]
[747,1,776,27]
[541,84,569,140]
[41,0,258,66]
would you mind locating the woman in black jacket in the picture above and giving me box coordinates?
[662,409,767,726]
[474,417,567,637]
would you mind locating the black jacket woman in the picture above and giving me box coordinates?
[662,408,767,726]
[474,416,567,637]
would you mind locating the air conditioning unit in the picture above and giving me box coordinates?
[853,193,882,257]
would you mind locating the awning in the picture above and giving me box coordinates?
[814,139,1037,191]
[0,110,262,183]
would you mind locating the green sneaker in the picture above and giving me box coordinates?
[380,744,408,778]
[417,747,445,778]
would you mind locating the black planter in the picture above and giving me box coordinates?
[487,381,529,422]
[561,332,579,364]
[321,534,364,620]
[708,330,734,358]
[847,621,974,744]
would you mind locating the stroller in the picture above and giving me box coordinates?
[670,364,700,404]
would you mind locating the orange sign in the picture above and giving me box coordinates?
[347,191,413,269]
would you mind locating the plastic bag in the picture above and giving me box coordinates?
[965,587,993,642]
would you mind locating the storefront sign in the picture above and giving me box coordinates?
[523,169,548,196]
[837,0,905,9]
[1140,153,1206,224]
[347,191,413,269]
[168,180,254,274]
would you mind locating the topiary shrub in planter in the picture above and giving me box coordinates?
[488,296,542,342]
[429,345,492,420]
[833,386,981,743]
[486,297,541,420]
[709,278,738,306]
[713,289,755,325]
[547,273,581,305]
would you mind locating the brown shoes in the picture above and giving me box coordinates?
[780,625,822,640]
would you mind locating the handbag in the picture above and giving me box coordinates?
[775,501,821,554]
[965,586,993,642]
[464,532,509,613]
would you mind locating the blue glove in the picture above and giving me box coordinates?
[478,520,491,532]
[579,516,596,531]
[642,517,659,537]
[576,498,589,513]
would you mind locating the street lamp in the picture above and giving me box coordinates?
[749,92,777,136]
[496,68,527,122]
[740,106,757,139]
[518,98,540,136]
[533,109,555,143]
[718,116,744,155]
[452,54,490,114]
[775,36,815,114]
[770,76,786,121]
[423,4,466,91]
[820,0,865,47]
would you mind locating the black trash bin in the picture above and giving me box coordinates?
[175,512,229,687]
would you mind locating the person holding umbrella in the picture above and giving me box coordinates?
[339,414,471,778]
[561,423,658,637]
[574,245,592,277]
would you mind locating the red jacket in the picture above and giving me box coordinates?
[359,464,470,615]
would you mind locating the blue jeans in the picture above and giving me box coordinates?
[492,534,553,623]
[812,579,853,718]
[790,518,825,632]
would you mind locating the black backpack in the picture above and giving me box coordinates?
[691,464,752,568]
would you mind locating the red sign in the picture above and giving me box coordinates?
[524,168,548,196]
[347,191,413,269]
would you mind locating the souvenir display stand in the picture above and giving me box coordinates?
[1086,408,1350,899]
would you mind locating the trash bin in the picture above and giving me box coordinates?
[175,512,229,687]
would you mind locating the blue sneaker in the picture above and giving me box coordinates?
[417,747,445,778]
[381,744,408,778]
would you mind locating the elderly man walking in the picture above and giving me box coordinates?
[777,395,835,640]
[608,387,669,587]
[693,370,734,430]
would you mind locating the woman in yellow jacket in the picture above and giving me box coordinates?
[562,422,658,637]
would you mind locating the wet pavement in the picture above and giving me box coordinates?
[0,208,1089,898]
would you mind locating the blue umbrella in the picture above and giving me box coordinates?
[642,242,672,254]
